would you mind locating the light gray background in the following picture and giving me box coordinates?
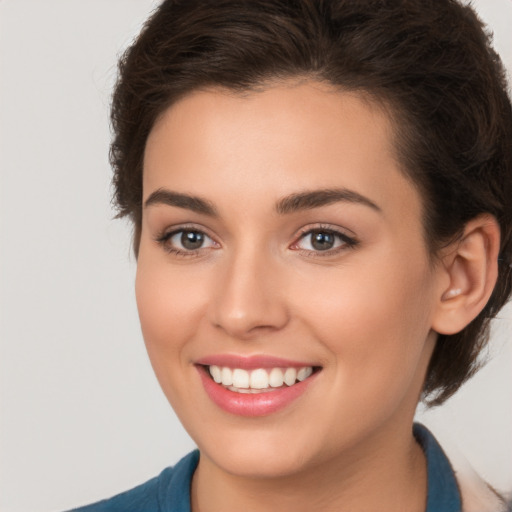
[0,1,511,511]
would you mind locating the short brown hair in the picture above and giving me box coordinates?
[110,0,512,405]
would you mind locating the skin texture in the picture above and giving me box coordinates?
[136,81,499,511]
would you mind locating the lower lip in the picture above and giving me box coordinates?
[197,366,318,417]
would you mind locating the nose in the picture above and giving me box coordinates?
[208,248,290,339]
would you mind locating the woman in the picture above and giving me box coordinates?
[72,0,512,510]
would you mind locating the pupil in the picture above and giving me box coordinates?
[181,231,204,250]
[311,231,334,251]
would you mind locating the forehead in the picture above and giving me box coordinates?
[143,81,421,226]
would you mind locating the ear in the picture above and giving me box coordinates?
[431,214,500,335]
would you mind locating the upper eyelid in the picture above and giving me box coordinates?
[155,227,218,256]
[294,223,357,240]
[291,224,359,250]
[156,223,217,241]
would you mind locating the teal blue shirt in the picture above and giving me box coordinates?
[70,423,461,512]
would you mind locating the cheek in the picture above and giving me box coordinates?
[135,256,209,364]
[295,257,435,401]
[134,255,217,419]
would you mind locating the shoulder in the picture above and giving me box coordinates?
[448,446,510,512]
[414,423,510,512]
[66,450,199,512]
[67,473,162,512]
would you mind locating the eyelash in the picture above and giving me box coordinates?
[291,225,359,257]
[155,224,217,258]
[154,224,359,258]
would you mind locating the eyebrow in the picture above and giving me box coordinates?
[144,189,218,216]
[275,188,381,214]
[143,187,381,216]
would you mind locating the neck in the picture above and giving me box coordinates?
[191,422,427,512]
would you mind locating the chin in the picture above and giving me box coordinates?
[187,416,330,479]
[205,441,316,479]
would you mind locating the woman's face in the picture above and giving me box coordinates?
[137,81,443,478]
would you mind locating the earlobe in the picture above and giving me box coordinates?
[432,214,500,335]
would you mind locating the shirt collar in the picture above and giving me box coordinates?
[414,422,462,512]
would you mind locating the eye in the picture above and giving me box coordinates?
[292,228,357,254]
[156,228,217,255]
[173,230,208,250]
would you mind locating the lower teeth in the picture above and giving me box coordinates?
[227,386,281,394]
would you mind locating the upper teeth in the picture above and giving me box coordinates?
[208,365,313,392]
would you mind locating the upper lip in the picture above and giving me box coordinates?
[195,354,320,369]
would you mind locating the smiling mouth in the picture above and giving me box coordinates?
[203,365,321,394]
